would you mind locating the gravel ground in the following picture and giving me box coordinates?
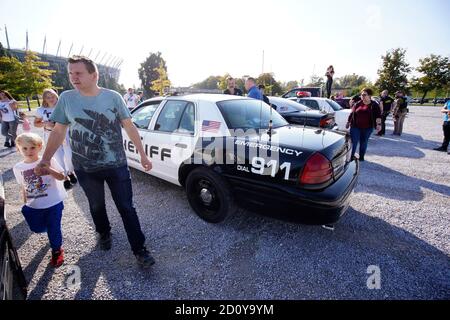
[1,105,449,300]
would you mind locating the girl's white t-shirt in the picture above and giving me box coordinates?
[13,157,67,209]
[0,100,16,122]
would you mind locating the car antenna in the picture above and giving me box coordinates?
[267,98,273,140]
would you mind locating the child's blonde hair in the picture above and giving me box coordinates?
[15,132,44,147]
[42,88,59,107]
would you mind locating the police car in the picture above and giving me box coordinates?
[122,94,359,225]
[0,174,27,300]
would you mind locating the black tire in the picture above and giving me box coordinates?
[185,167,236,223]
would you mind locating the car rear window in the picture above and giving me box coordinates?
[326,100,343,111]
[217,99,288,130]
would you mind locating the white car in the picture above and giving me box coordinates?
[294,97,352,132]
[122,94,359,225]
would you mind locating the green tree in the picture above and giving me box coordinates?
[20,51,55,108]
[281,80,299,93]
[151,62,171,96]
[307,75,325,88]
[375,48,411,94]
[138,52,168,98]
[411,54,450,102]
[335,74,368,90]
[192,75,222,90]
[256,73,283,96]
[0,55,25,98]
[349,81,376,97]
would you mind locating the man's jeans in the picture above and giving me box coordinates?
[441,121,450,149]
[75,165,145,254]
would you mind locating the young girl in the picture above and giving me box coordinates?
[35,89,77,189]
[13,133,67,267]
[0,90,19,148]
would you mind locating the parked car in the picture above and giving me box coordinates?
[268,96,335,129]
[125,94,359,225]
[292,97,352,132]
[335,97,352,109]
[282,87,323,98]
[0,174,27,300]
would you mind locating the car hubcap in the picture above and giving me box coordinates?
[200,188,213,205]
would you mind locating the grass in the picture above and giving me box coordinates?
[17,100,40,110]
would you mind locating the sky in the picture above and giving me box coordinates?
[1,0,449,88]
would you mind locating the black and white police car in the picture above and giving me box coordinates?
[0,174,27,300]
[123,94,359,225]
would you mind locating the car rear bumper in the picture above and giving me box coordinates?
[227,160,359,225]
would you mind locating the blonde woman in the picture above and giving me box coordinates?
[35,89,77,189]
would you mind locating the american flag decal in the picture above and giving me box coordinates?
[202,120,221,132]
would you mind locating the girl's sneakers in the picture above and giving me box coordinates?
[50,249,64,268]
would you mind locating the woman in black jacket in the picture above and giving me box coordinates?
[346,88,382,161]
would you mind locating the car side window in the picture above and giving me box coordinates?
[176,102,195,135]
[154,100,188,133]
[131,103,160,129]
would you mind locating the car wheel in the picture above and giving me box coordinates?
[185,167,236,223]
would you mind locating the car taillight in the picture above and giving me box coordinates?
[300,153,333,185]
[319,118,333,127]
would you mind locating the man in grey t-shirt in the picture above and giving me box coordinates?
[35,56,155,268]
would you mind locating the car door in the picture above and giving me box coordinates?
[123,100,161,172]
[148,100,197,185]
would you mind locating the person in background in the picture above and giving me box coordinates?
[19,111,31,132]
[433,100,450,154]
[346,88,382,161]
[13,132,67,267]
[0,90,19,148]
[258,84,270,105]
[123,88,139,111]
[349,94,361,109]
[137,91,144,103]
[223,77,243,96]
[377,90,394,136]
[392,91,408,136]
[245,77,263,100]
[325,65,335,99]
[35,89,78,190]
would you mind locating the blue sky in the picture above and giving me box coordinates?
[1,0,449,88]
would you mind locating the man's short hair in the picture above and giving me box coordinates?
[226,76,234,81]
[68,55,98,74]
[246,77,256,83]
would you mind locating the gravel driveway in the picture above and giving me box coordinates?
[1,105,449,300]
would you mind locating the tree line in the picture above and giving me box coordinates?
[176,48,449,99]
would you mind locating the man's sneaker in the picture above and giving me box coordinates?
[68,173,78,185]
[98,232,112,251]
[63,180,73,190]
[433,146,447,152]
[4,141,10,148]
[9,141,15,148]
[50,249,64,268]
[135,248,155,268]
